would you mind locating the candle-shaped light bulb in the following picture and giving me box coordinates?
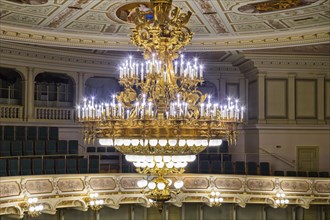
[194,57,198,66]
[148,101,152,116]
[201,103,205,117]
[129,55,132,67]
[83,98,87,108]
[112,95,116,105]
[77,106,81,118]
[174,61,178,74]
[241,107,244,120]
[200,65,203,79]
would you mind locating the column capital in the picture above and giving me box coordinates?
[256,73,266,77]
[288,73,296,78]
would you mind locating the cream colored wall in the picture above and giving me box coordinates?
[241,54,330,172]
[258,127,330,172]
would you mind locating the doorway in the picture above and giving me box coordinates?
[297,146,319,172]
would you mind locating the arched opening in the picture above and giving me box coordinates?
[34,73,75,108]
[199,80,218,101]
[85,77,121,101]
[0,67,23,105]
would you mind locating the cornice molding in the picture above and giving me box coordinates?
[243,54,330,73]
[1,25,329,51]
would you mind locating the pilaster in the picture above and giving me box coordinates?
[317,74,325,123]
[26,67,35,121]
[288,73,296,123]
[257,73,266,123]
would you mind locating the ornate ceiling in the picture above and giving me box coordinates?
[0,0,329,51]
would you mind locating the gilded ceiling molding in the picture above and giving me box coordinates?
[0,174,329,218]
[1,25,329,51]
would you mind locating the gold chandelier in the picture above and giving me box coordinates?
[77,0,244,203]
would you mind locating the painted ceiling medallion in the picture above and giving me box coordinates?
[238,0,319,13]
[116,2,152,23]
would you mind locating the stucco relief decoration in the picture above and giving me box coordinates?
[48,0,91,28]
[280,180,310,192]
[247,179,274,191]
[214,178,242,190]
[314,181,330,193]
[195,0,227,34]
[120,177,141,189]
[25,180,53,194]
[90,177,116,190]
[184,177,209,189]
[57,179,84,192]
[4,0,48,4]
[0,182,20,197]
[238,0,319,13]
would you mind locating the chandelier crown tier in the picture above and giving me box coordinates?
[130,0,192,62]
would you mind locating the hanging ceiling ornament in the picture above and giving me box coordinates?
[77,0,244,204]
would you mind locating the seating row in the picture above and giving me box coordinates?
[0,126,59,141]
[0,140,78,157]
[186,161,270,175]
[0,156,99,176]
[274,170,329,178]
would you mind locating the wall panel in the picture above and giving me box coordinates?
[266,79,288,119]
[325,80,330,118]
[248,80,258,120]
[226,83,240,99]
[296,80,317,119]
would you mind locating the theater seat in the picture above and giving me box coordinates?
[274,171,284,176]
[33,158,43,175]
[67,158,77,174]
[55,158,66,174]
[89,156,99,173]
[319,172,329,178]
[8,159,19,176]
[235,161,245,175]
[44,158,55,174]
[0,159,7,176]
[21,158,32,175]
[224,161,233,174]
[78,158,88,174]
[247,162,257,175]
[260,162,270,176]
[211,161,221,174]
[287,171,297,176]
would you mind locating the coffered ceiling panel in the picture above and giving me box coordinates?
[0,0,329,51]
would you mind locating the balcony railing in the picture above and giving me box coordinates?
[0,104,23,119]
[35,107,74,121]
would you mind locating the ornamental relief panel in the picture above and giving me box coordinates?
[280,180,310,192]
[0,181,20,198]
[314,181,330,193]
[214,178,243,190]
[246,179,274,191]
[120,177,141,189]
[57,179,84,192]
[25,179,53,194]
[89,177,116,190]
[184,177,209,189]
